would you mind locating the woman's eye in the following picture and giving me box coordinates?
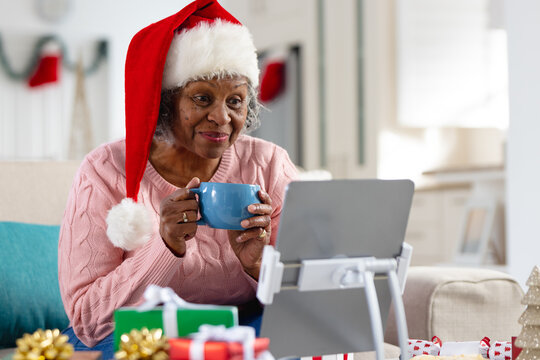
[228,97,243,108]
[192,95,210,104]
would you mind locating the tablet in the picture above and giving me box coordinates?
[259,179,414,358]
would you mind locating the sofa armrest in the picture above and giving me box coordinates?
[385,266,524,345]
[0,161,79,225]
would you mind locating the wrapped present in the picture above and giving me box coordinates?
[168,325,272,360]
[479,337,491,359]
[408,337,513,360]
[114,285,238,351]
[408,336,442,357]
[512,337,523,360]
[489,341,512,360]
[441,339,488,357]
[305,354,353,360]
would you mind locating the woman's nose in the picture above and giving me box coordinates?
[207,101,231,125]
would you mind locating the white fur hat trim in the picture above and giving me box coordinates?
[106,198,152,251]
[162,19,259,89]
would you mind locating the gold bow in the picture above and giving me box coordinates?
[114,328,169,360]
[14,329,74,360]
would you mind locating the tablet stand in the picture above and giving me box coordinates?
[257,243,413,360]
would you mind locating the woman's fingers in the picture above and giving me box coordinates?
[161,200,198,223]
[239,188,272,231]
[234,227,270,244]
[159,177,201,257]
[167,200,198,214]
[170,188,196,201]
[160,221,197,256]
[174,222,197,240]
[168,177,201,202]
[246,189,272,215]
[169,199,199,210]
[241,215,271,229]
[247,202,272,215]
[186,177,201,189]
[162,221,197,240]
[258,189,272,205]
[227,189,273,278]
[175,210,198,223]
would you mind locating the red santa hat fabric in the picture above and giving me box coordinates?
[106,0,259,250]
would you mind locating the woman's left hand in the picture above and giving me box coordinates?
[228,189,273,280]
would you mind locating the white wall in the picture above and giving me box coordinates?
[505,0,540,286]
[224,0,379,176]
[222,0,323,171]
[372,0,506,185]
[0,0,190,145]
[0,34,109,159]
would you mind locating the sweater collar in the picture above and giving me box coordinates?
[144,142,234,190]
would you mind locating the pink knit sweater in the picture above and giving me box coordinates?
[58,135,298,346]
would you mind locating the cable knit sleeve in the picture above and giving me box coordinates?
[58,144,181,347]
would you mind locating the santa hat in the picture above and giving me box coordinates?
[106,0,259,251]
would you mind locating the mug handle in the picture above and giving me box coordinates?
[189,188,206,226]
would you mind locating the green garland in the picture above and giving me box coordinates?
[0,33,107,80]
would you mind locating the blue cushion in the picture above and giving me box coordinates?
[0,222,69,348]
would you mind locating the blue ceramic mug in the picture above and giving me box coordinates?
[190,182,262,230]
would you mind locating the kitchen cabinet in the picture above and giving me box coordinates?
[405,185,471,265]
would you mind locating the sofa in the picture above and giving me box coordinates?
[0,161,80,358]
[385,266,524,344]
[0,161,526,359]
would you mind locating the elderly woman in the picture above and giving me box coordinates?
[58,0,298,357]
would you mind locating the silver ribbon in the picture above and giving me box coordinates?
[137,285,220,338]
[189,325,256,360]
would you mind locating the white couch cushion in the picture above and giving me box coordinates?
[385,266,524,345]
[0,161,79,224]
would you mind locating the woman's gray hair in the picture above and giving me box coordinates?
[154,74,262,143]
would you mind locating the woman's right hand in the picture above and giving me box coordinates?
[159,177,201,256]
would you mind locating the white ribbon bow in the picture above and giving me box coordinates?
[189,325,256,360]
[137,285,219,338]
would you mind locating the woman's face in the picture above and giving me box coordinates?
[172,77,249,159]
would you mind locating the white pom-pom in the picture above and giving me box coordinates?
[106,198,152,251]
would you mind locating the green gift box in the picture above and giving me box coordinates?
[113,286,238,351]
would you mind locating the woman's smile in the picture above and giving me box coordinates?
[199,131,230,143]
